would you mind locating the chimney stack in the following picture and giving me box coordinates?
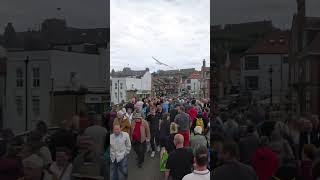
[203,59,206,67]
[297,0,306,51]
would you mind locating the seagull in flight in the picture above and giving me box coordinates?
[152,57,175,69]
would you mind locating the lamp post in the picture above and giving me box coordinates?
[269,65,273,107]
[24,56,29,131]
[50,76,54,123]
[117,80,120,104]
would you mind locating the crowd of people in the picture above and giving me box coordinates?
[0,111,109,180]
[210,102,320,180]
[109,96,211,180]
[2,94,320,180]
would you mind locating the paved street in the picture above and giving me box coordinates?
[128,150,163,180]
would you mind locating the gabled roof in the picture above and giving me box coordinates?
[245,31,289,55]
[187,71,200,79]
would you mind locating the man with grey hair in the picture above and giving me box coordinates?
[190,126,208,153]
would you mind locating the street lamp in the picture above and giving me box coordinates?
[50,75,54,123]
[24,56,29,131]
[269,65,273,107]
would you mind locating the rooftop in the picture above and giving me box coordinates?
[187,71,201,79]
[245,31,289,55]
[111,67,149,78]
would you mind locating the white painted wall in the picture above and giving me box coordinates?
[5,49,107,133]
[240,54,289,98]
[110,70,151,104]
[50,50,106,92]
[185,78,201,93]
[110,77,127,104]
[5,51,51,133]
[141,71,152,91]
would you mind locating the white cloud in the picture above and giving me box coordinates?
[110,0,210,72]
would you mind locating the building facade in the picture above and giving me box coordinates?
[289,0,320,116]
[184,71,201,98]
[111,68,151,104]
[5,48,107,133]
[241,31,290,103]
[200,60,210,99]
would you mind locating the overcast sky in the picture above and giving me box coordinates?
[212,0,320,29]
[0,0,109,33]
[110,0,210,72]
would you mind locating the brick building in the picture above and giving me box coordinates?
[289,0,320,116]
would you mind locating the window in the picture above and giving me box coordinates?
[282,56,289,64]
[120,83,123,89]
[115,83,118,89]
[32,96,40,116]
[16,68,23,87]
[32,67,40,87]
[115,92,118,98]
[187,86,191,90]
[245,76,259,90]
[15,96,23,115]
[187,79,191,83]
[245,56,259,70]
[120,92,123,98]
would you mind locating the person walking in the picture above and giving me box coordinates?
[84,111,108,155]
[165,134,194,180]
[182,145,210,180]
[110,124,131,180]
[211,141,257,180]
[49,147,73,180]
[190,126,208,153]
[130,112,150,168]
[174,106,191,147]
[113,111,131,135]
[239,124,260,165]
[147,107,160,158]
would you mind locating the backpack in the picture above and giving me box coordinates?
[195,117,204,131]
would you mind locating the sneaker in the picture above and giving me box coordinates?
[151,151,155,158]
[138,163,143,168]
[156,146,161,152]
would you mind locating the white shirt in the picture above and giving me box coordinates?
[110,132,131,163]
[182,169,210,180]
[49,162,72,180]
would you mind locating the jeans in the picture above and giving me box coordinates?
[133,141,147,165]
[150,129,160,151]
[110,157,128,180]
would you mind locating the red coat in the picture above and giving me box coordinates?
[188,107,198,123]
[252,147,279,180]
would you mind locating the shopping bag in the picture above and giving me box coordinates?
[160,151,169,172]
